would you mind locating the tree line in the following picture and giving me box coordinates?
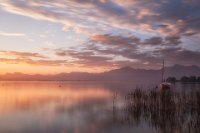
[166,76,200,83]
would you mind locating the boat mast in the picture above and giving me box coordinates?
[162,59,164,82]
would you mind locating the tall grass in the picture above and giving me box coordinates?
[124,89,200,133]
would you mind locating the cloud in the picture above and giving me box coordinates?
[155,47,200,67]
[90,34,140,48]
[0,0,200,69]
[90,33,182,47]
[0,31,26,37]
[0,0,199,40]
[0,1,186,34]
[164,36,182,45]
[55,49,115,67]
[83,33,200,68]
[0,51,47,59]
[143,37,163,45]
[0,50,70,66]
[54,32,198,69]
[0,58,69,66]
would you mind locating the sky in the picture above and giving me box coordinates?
[0,0,200,74]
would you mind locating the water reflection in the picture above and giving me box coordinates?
[0,85,111,112]
[0,81,200,133]
[0,81,114,133]
[125,89,200,133]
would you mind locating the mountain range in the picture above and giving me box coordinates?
[0,65,200,82]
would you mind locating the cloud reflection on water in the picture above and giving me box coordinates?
[0,81,199,133]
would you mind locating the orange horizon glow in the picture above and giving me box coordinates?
[0,63,115,75]
[0,0,199,75]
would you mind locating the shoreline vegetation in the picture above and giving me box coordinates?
[166,76,200,83]
[121,89,200,133]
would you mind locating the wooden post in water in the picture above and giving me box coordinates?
[113,92,117,123]
[161,59,164,83]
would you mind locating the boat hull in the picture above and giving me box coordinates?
[160,83,171,90]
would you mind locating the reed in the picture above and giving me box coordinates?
[123,89,200,133]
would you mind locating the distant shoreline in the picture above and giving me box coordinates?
[175,80,200,83]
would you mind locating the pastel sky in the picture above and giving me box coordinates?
[0,0,200,74]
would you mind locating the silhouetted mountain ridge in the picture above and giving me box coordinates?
[0,65,200,81]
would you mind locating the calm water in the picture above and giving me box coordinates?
[0,81,199,133]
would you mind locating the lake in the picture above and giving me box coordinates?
[0,81,200,133]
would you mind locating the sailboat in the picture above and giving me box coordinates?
[160,59,171,90]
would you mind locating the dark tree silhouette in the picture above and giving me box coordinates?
[181,76,189,82]
[166,77,176,83]
[180,76,200,83]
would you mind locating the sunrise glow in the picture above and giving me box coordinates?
[0,0,199,74]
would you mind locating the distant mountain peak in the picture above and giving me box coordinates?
[173,64,183,67]
[169,64,200,69]
[1,64,200,81]
[108,66,135,73]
